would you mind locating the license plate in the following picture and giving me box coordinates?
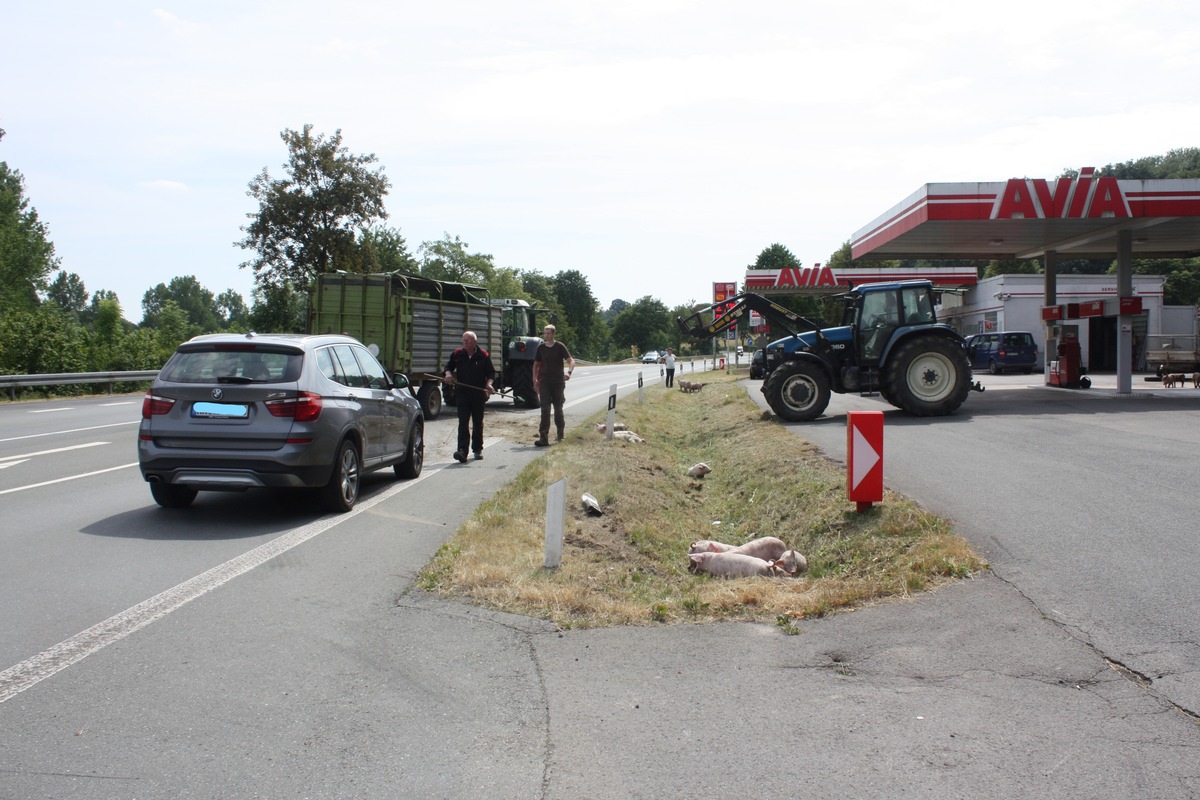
[191,402,249,419]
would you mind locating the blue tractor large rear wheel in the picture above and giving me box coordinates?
[883,335,971,416]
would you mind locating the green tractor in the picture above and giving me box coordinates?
[679,279,982,421]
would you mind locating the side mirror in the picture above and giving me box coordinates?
[392,373,411,390]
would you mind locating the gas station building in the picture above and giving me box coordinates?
[744,169,1200,392]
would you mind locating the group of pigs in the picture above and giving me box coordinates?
[688,536,808,578]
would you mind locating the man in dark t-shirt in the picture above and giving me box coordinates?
[443,331,496,462]
[532,325,575,446]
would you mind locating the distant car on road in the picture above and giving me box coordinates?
[138,332,425,512]
[641,351,660,364]
[964,331,1039,374]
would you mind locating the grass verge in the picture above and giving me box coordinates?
[418,370,985,629]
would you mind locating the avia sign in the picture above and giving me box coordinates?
[744,264,837,290]
[993,167,1129,220]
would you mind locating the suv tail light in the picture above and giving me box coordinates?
[142,393,176,418]
[266,391,323,422]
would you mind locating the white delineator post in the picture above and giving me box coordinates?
[606,384,617,439]
[544,478,566,568]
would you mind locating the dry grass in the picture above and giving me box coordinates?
[417,370,985,629]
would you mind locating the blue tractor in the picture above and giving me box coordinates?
[678,280,982,421]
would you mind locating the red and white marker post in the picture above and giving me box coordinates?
[846,410,883,513]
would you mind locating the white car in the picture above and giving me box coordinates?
[641,351,660,363]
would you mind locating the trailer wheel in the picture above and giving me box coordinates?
[417,382,442,420]
[884,335,971,416]
[761,360,831,421]
[511,361,539,408]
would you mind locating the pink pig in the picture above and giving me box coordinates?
[689,551,775,578]
[770,550,809,577]
[689,536,788,562]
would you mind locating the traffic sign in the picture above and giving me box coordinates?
[847,410,883,511]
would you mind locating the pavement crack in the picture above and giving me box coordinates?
[988,568,1200,724]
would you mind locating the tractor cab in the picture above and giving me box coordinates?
[844,281,939,367]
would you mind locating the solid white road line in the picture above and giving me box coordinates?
[0,421,138,444]
[0,463,137,496]
[0,441,109,462]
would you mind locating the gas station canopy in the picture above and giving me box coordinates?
[851,169,1200,261]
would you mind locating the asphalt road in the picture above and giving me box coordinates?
[743,370,1200,717]
[2,363,1199,799]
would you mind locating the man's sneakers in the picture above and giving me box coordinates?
[473,451,483,460]
[453,450,467,463]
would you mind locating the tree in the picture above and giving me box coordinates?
[141,276,220,332]
[0,162,59,315]
[215,289,249,329]
[84,289,122,327]
[603,299,630,321]
[982,259,1041,279]
[417,234,495,286]
[45,270,89,314]
[237,125,391,292]
[248,282,307,333]
[551,270,601,357]
[609,296,671,356]
[357,225,417,274]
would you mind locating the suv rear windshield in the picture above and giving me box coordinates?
[159,348,304,383]
[1002,333,1034,347]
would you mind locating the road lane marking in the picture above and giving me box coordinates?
[0,421,138,444]
[100,402,137,407]
[564,379,643,410]
[0,460,29,470]
[0,442,110,462]
[0,460,443,704]
[29,408,74,413]
[0,463,138,495]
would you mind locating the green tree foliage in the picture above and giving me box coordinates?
[0,162,59,314]
[45,270,89,315]
[238,125,390,292]
[551,269,601,357]
[603,299,630,321]
[1081,148,1200,180]
[487,267,530,302]
[248,282,307,333]
[418,234,494,286]
[141,275,220,333]
[609,296,671,357]
[154,301,192,354]
[982,259,1041,279]
[215,289,249,329]
[356,225,417,274]
[90,297,126,370]
[0,307,88,378]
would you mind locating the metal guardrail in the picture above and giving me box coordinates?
[0,370,160,399]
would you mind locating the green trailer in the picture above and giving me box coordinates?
[310,273,542,419]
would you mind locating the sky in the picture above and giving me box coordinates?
[4,1,1200,322]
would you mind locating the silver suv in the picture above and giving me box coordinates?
[139,332,424,512]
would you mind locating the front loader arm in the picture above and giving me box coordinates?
[677,293,823,341]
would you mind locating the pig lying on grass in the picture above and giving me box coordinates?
[690,536,787,560]
[688,551,776,577]
[688,536,808,578]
